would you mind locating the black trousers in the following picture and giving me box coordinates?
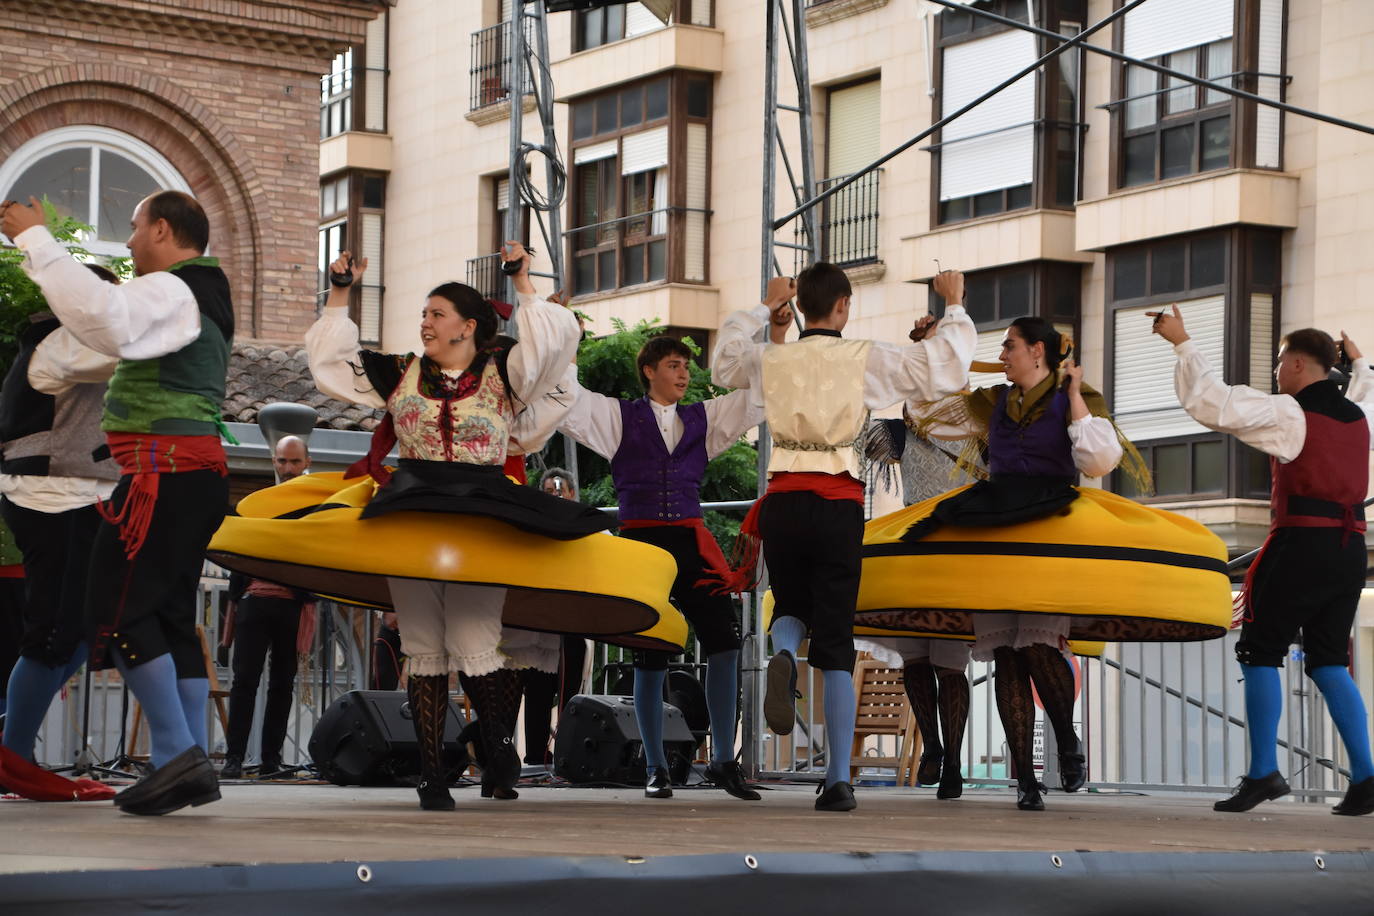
[620,525,742,671]
[1238,527,1366,672]
[226,596,303,760]
[759,491,864,672]
[0,498,101,667]
[87,470,228,675]
[0,576,24,697]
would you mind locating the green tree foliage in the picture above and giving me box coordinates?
[537,317,759,545]
[0,201,130,379]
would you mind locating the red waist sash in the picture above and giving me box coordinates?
[97,433,227,560]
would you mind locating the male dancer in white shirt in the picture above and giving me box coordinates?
[1153,306,1374,816]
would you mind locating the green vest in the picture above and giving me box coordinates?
[102,258,235,436]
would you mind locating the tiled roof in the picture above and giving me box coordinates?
[224,343,384,432]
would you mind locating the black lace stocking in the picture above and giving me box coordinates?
[936,667,970,767]
[902,661,942,759]
[1022,643,1080,752]
[993,647,1035,783]
[459,669,522,788]
[407,674,449,784]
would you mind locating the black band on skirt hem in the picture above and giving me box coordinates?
[361,459,614,540]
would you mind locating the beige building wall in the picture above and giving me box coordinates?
[342,0,1374,520]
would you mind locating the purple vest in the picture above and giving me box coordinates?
[987,385,1078,480]
[611,398,709,521]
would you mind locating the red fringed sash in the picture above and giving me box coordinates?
[720,472,866,595]
[96,434,228,561]
[621,517,743,595]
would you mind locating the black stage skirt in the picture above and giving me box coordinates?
[361,459,614,540]
[901,473,1078,543]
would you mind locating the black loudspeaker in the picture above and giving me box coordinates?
[554,694,695,785]
[308,690,469,786]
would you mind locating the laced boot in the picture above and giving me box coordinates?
[460,670,521,800]
[408,674,455,811]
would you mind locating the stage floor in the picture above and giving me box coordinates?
[1,780,1370,875]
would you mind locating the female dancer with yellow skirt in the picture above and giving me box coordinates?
[300,244,611,809]
[897,318,1132,811]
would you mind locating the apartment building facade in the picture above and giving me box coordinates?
[319,0,1374,556]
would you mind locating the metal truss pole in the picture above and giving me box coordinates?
[747,0,819,779]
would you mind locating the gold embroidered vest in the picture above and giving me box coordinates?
[762,336,871,477]
[386,358,510,465]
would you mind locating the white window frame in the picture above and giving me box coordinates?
[0,126,192,258]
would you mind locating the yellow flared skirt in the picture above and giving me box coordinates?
[207,472,687,653]
[852,485,1231,642]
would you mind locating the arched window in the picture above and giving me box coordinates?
[0,126,191,257]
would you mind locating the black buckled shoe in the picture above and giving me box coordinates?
[764,651,799,736]
[645,766,673,799]
[116,746,221,816]
[705,760,761,801]
[1332,776,1374,816]
[1059,745,1087,793]
[916,752,943,786]
[218,755,243,780]
[1016,777,1044,811]
[936,763,963,800]
[815,781,857,812]
[1213,771,1290,812]
[417,779,456,811]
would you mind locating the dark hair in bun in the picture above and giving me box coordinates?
[427,282,498,349]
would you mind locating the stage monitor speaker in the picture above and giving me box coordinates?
[309,690,468,787]
[553,694,695,786]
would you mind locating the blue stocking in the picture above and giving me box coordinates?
[705,650,740,763]
[116,653,194,769]
[177,678,210,752]
[633,667,669,772]
[771,615,806,659]
[1241,663,1282,779]
[2,658,68,760]
[1309,665,1374,784]
[823,669,856,788]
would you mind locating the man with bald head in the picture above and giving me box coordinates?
[2,190,233,814]
[220,435,315,779]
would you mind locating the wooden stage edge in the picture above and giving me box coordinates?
[1,781,1371,875]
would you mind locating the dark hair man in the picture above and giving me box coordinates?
[711,264,975,811]
[1152,307,1374,817]
[2,190,234,816]
[556,323,786,800]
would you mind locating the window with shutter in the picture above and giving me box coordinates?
[824,79,882,265]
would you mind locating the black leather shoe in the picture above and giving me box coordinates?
[645,767,673,799]
[916,751,943,786]
[1016,777,1045,811]
[257,756,283,778]
[936,763,963,800]
[815,781,857,812]
[459,721,520,800]
[219,755,243,780]
[417,779,456,811]
[1059,743,1087,793]
[1333,776,1374,816]
[1213,771,1290,812]
[117,747,220,816]
[705,760,761,801]
[764,651,798,736]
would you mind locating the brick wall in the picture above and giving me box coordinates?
[0,0,386,344]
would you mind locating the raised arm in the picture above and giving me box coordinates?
[304,252,385,408]
[11,225,200,360]
[553,372,624,460]
[28,325,119,395]
[703,386,766,459]
[710,277,795,390]
[1340,333,1374,446]
[1153,305,1305,461]
[863,271,975,409]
